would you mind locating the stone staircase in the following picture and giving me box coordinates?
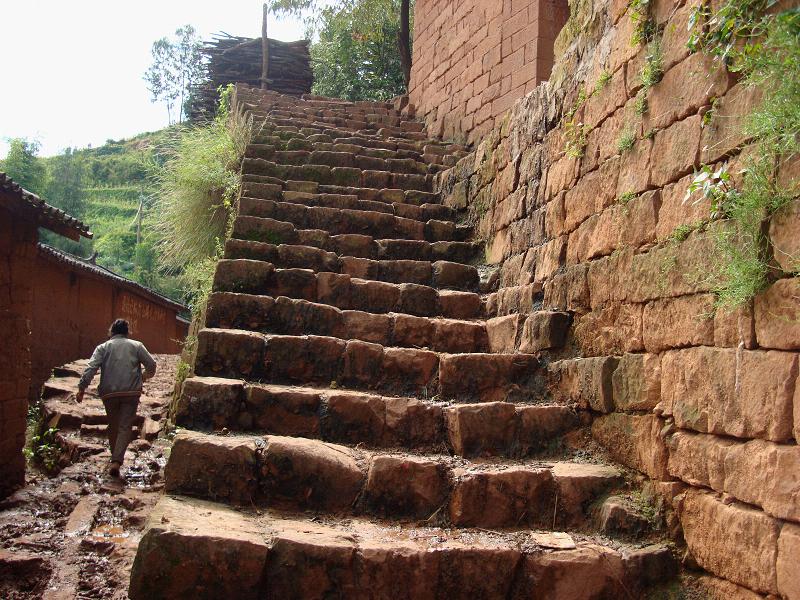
[129,86,677,599]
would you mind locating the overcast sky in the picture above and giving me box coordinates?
[0,1,305,157]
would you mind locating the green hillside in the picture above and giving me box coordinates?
[4,130,186,303]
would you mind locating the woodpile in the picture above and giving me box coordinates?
[189,34,312,120]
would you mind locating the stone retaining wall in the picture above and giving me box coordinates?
[434,0,800,596]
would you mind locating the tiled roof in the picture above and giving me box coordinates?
[0,172,92,240]
[38,243,187,314]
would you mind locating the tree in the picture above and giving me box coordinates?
[144,26,204,124]
[1,138,46,195]
[311,1,407,101]
[270,0,413,92]
[45,148,86,220]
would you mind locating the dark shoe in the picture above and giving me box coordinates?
[108,462,121,478]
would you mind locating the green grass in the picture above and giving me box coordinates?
[617,127,636,153]
[685,7,800,307]
[150,87,250,272]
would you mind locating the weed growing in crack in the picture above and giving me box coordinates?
[617,127,637,153]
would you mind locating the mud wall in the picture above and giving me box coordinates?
[0,209,37,497]
[29,254,187,401]
[435,0,799,597]
[409,0,569,145]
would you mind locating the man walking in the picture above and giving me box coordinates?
[76,319,157,478]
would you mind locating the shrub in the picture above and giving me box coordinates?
[151,86,251,272]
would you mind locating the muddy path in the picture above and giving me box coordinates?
[0,355,178,599]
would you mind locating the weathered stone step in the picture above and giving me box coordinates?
[193,328,540,401]
[228,223,479,265]
[241,180,453,221]
[235,200,458,242]
[130,495,676,599]
[241,175,442,206]
[223,241,479,290]
[248,137,429,165]
[246,112,435,147]
[174,377,583,458]
[237,195,460,242]
[212,259,483,319]
[164,430,622,530]
[206,294,488,353]
[245,143,432,176]
[242,157,432,191]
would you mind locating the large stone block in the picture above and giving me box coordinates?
[641,293,716,352]
[518,311,571,352]
[548,357,618,413]
[755,278,800,351]
[678,489,780,595]
[364,455,448,519]
[660,347,797,442]
[445,402,517,457]
[645,52,730,131]
[592,413,670,480]
[449,467,555,528]
[701,83,763,164]
[572,303,644,356]
[612,353,661,411]
[130,497,269,600]
[778,524,800,600]
[651,115,702,188]
[770,198,800,274]
[164,431,259,505]
[656,173,713,242]
[260,436,365,511]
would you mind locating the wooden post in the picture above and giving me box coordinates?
[261,3,269,89]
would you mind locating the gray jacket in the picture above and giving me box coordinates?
[79,335,157,399]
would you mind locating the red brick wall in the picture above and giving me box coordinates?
[409,0,569,144]
[0,209,37,497]
[29,255,186,402]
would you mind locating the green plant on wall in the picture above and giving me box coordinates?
[685,5,800,307]
[617,126,636,153]
[630,0,655,45]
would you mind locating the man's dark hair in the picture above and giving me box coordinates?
[110,319,130,336]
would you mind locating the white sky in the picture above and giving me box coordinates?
[0,1,306,157]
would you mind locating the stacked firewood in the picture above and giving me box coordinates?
[189,34,312,121]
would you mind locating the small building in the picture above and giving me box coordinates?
[0,172,92,497]
[31,244,189,402]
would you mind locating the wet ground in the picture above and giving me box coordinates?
[0,355,178,599]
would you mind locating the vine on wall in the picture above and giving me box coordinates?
[685,3,800,307]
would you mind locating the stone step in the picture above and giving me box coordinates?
[193,328,540,401]
[205,294,488,353]
[164,430,623,530]
[212,259,483,319]
[249,136,431,162]
[227,228,480,265]
[242,157,432,191]
[246,112,435,147]
[174,377,584,458]
[236,201,455,242]
[130,495,676,600]
[222,240,479,290]
[240,181,455,221]
[245,143,433,175]
[240,175,442,206]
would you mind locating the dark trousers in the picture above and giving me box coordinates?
[102,395,140,464]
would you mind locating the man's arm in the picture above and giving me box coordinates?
[138,343,157,382]
[77,343,105,402]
